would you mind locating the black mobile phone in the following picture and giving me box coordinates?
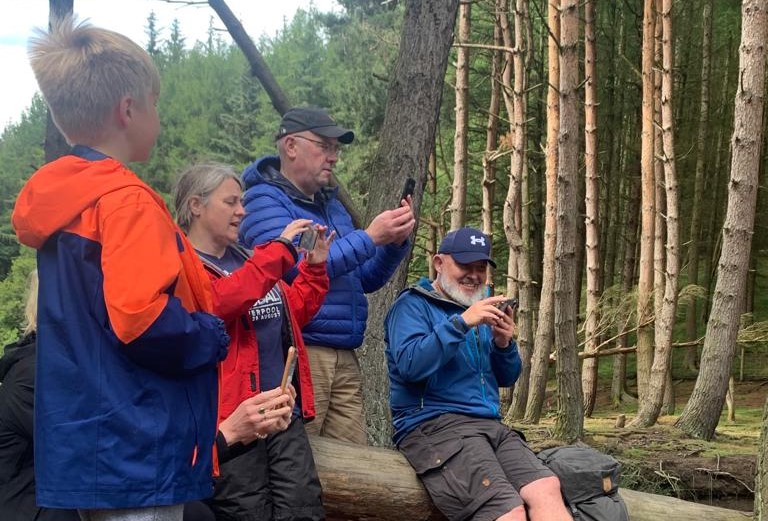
[298,228,318,250]
[399,177,416,203]
[496,298,519,312]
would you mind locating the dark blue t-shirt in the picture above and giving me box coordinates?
[198,247,285,392]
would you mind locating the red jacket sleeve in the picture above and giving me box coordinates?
[283,260,329,327]
[210,242,296,323]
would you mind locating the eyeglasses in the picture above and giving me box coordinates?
[292,135,343,156]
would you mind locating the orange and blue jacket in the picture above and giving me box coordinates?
[11,146,229,510]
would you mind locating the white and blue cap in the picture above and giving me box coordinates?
[438,227,496,268]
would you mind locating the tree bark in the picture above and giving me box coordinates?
[636,0,657,405]
[357,0,461,447]
[523,0,559,425]
[756,395,768,519]
[632,0,680,427]
[481,2,502,240]
[506,0,533,421]
[553,0,583,442]
[684,0,713,374]
[308,436,751,521]
[675,0,767,441]
[450,0,470,230]
[581,0,601,419]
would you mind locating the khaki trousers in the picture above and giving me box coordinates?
[304,345,367,444]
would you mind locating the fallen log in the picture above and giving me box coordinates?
[308,436,753,521]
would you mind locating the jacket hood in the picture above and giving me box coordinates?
[0,333,35,382]
[241,155,339,204]
[12,154,163,249]
[403,276,467,310]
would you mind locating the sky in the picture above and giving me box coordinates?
[0,0,340,132]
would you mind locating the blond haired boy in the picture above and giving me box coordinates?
[12,17,229,521]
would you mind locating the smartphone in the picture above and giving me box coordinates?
[280,346,297,393]
[399,177,416,203]
[496,298,519,312]
[298,228,318,251]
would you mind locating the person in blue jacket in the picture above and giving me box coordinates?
[385,227,572,521]
[240,107,415,444]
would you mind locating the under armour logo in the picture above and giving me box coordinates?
[470,235,486,246]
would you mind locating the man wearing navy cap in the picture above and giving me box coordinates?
[384,227,572,521]
[240,107,415,444]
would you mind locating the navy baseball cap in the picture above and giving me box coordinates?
[438,227,496,268]
[276,107,355,144]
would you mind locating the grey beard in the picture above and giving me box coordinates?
[436,274,485,307]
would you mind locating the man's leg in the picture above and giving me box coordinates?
[399,414,523,521]
[321,349,367,444]
[519,476,573,521]
[493,428,572,521]
[304,345,336,437]
[78,505,184,521]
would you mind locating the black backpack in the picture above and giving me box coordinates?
[537,445,630,521]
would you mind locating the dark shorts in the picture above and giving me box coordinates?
[209,417,324,521]
[399,414,554,521]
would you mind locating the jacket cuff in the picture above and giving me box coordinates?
[270,237,298,263]
[450,314,470,334]
[215,431,250,464]
[493,338,518,352]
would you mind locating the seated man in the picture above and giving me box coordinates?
[384,227,572,521]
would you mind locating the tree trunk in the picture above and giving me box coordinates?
[428,152,438,281]
[612,158,641,404]
[44,0,74,162]
[581,0,601,419]
[684,0,713,374]
[481,3,503,239]
[756,394,768,519]
[523,0,559,425]
[553,0,583,442]
[507,0,533,421]
[631,0,680,429]
[675,0,767,441]
[357,0,461,447]
[450,0,470,230]
[308,436,751,521]
[636,0,656,405]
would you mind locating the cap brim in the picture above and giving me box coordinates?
[312,125,355,144]
[450,252,497,269]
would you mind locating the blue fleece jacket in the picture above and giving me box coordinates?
[385,278,522,445]
[240,156,409,349]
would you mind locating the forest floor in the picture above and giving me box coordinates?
[515,379,765,512]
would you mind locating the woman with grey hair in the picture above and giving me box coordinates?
[174,162,331,521]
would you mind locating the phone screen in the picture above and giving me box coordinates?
[298,229,318,250]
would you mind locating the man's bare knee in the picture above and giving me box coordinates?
[520,475,565,503]
[495,504,526,521]
[520,476,573,521]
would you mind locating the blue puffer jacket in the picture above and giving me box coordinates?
[385,278,521,446]
[240,156,409,349]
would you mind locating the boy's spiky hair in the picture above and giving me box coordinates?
[28,16,160,144]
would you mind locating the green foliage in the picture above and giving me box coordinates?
[0,249,36,351]
[0,95,46,278]
[2,2,765,366]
